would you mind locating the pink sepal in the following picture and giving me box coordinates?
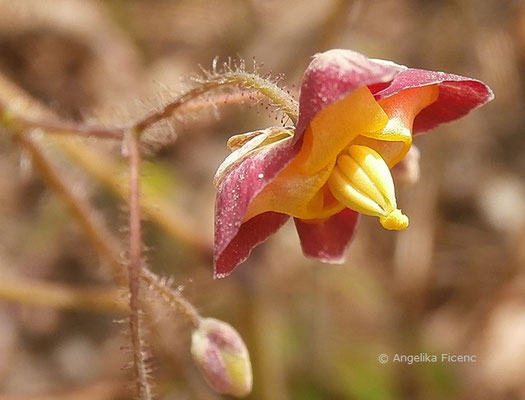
[294,209,359,263]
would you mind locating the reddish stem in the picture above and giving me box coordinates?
[133,81,223,133]
[127,130,151,400]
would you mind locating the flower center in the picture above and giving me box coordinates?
[327,145,409,230]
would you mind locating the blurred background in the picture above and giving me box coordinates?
[0,0,524,399]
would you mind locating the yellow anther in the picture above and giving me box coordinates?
[379,209,409,230]
[327,144,409,230]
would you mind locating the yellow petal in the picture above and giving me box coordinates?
[293,86,390,174]
[243,85,438,222]
[354,84,439,167]
[245,87,388,220]
[243,157,344,221]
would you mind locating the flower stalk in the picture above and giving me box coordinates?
[134,69,299,135]
[126,129,152,400]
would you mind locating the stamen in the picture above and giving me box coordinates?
[379,209,409,230]
[327,145,409,230]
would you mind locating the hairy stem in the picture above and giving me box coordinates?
[0,64,287,398]
[134,71,299,134]
[0,71,272,327]
[141,269,201,327]
[1,66,299,142]
[213,70,299,124]
[126,130,152,400]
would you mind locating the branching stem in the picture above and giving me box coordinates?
[0,66,299,399]
[2,69,299,141]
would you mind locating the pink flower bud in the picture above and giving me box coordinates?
[191,318,252,397]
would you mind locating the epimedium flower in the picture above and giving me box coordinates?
[213,49,493,278]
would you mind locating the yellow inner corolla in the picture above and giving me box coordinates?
[243,84,439,229]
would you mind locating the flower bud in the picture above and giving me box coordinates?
[191,318,252,397]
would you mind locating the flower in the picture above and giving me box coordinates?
[213,49,493,278]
